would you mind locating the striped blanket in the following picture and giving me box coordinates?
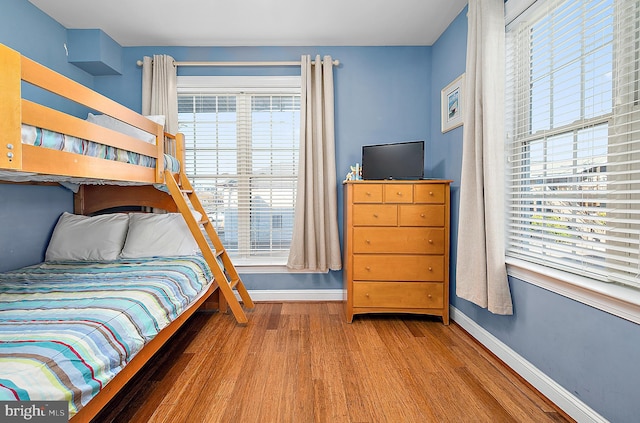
[21,124,181,172]
[0,256,212,417]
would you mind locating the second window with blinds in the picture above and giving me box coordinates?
[506,0,640,296]
[177,76,301,266]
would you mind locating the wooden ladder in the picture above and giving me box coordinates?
[164,169,254,324]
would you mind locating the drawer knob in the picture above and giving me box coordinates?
[366,192,371,196]
[420,213,425,218]
[373,213,378,218]
[428,267,433,271]
[365,266,371,271]
[429,191,434,196]
[366,239,371,244]
[428,239,433,244]
[397,192,402,196]
[428,294,433,299]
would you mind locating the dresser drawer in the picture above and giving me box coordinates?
[353,254,444,281]
[353,204,397,226]
[353,281,444,309]
[399,205,445,226]
[353,184,383,203]
[353,227,445,254]
[414,184,446,203]
[384,184,413,203]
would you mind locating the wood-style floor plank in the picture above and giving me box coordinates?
[93,302,574,423]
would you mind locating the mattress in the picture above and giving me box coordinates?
[0,255,212,417]
[22,124,160,167]
[0,125,180,184]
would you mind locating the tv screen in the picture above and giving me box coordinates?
[362,141,425,180]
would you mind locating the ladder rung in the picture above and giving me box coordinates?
[166,169,253,322]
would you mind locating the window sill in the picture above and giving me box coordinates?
[506,257,640,325]
[235,264,325,274]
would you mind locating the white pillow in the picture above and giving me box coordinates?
[145,115,166,127]
[120,213,200,258]
[45,212,129,261]
[86,113,163,144]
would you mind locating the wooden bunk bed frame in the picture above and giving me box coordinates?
[0,43,255,422]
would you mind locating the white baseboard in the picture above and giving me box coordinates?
[236,289,344,302]
[450,306,608,423]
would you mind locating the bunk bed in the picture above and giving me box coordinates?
[0,43,255,422]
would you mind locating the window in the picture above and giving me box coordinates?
[506,0,640,292]
[177,76,301,266]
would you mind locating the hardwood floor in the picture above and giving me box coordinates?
[94,302,573,423]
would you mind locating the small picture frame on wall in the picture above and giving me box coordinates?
[441,73,465,133]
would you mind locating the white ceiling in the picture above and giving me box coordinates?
[29,0,468,47]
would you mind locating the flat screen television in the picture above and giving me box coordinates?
[361,140,425,180]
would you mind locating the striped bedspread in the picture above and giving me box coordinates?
[0,256,212,417]
[21,124,181,173]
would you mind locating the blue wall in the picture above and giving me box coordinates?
[0,185,72,272]
[0,0,83,271]
[0,1,432,290]
[101,45,430,290]
[0,0,93,116]
[430,7,639,423]
[95,45,431,290]
[0,1,92,85]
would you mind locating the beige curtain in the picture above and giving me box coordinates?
[141,55,178,134]
[287,55,342,272]
[455,0,513,314]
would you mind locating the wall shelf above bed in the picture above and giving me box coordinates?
[67,29,123,76]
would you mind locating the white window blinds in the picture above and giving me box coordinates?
[506,0,640,289]
[177,76,301,265]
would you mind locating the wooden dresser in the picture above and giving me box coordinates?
[343,180,451,324]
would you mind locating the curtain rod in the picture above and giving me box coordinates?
[135,59,339,67]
